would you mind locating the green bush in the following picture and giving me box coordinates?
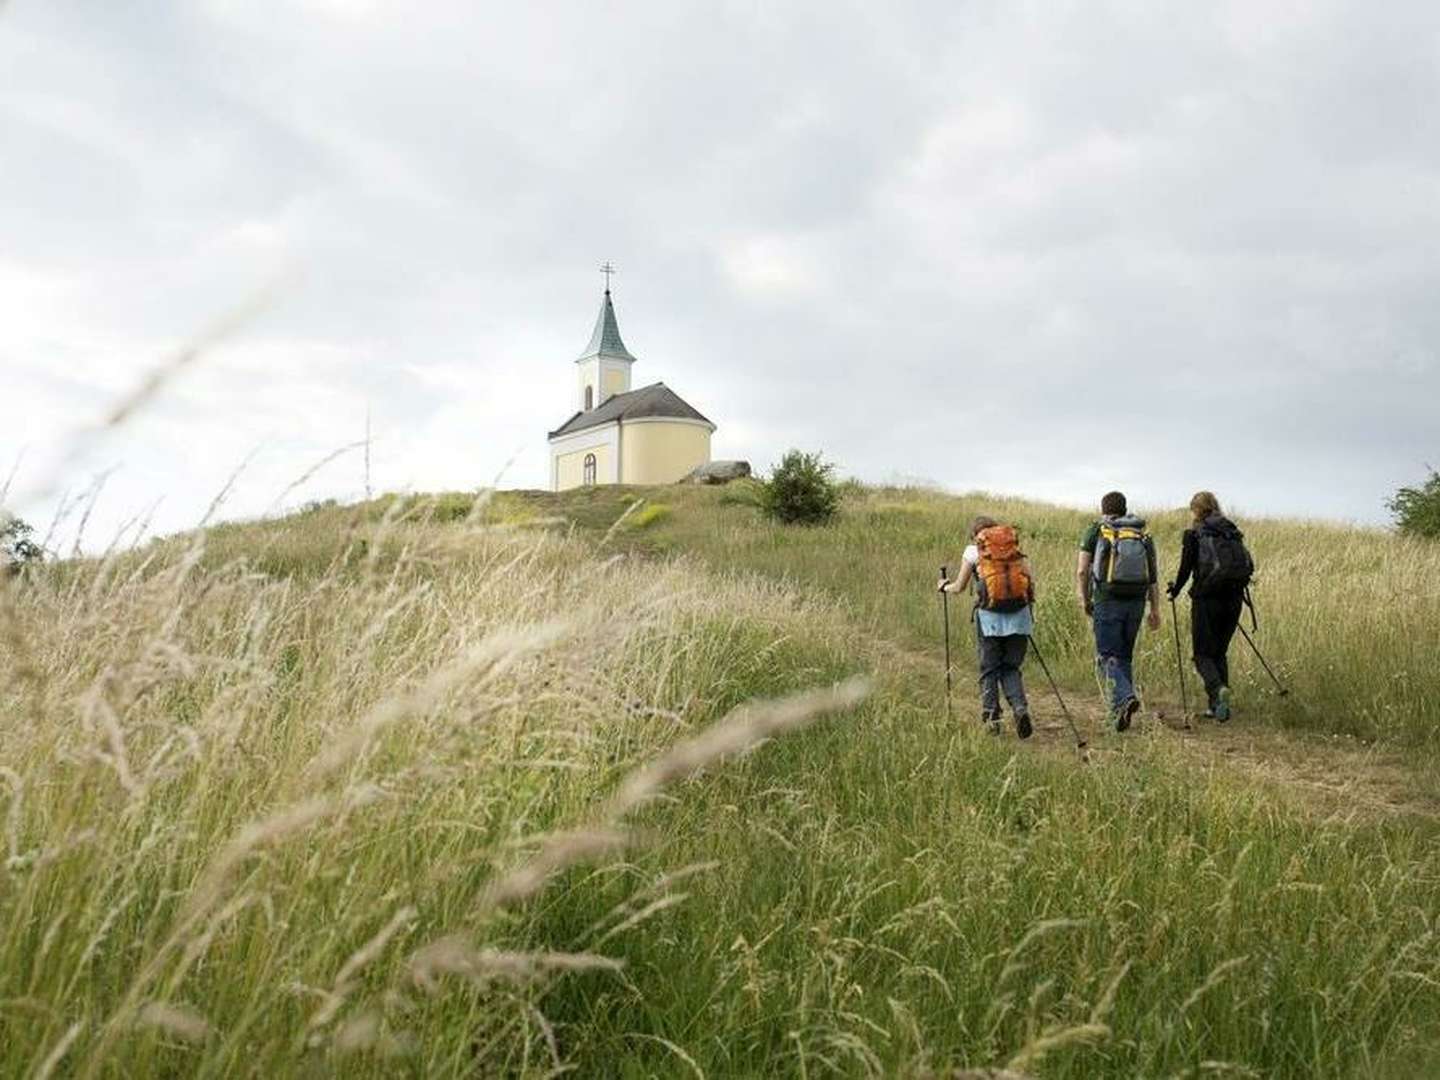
[1388,467,1440,539]
[760,449,840,526]
[1,512,43,573]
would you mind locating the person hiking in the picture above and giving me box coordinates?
[1166,491,1253,721]
[1076,491,1161,731]
[938,515,1035,738]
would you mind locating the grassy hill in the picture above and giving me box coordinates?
[1,484,1437,1077]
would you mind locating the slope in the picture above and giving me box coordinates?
[0,487,1437,1077]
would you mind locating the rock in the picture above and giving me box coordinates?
[683,460,752,485]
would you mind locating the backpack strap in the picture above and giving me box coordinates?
[1243,586,1258,631]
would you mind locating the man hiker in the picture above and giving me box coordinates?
[1167,491,1253,721]
[938,515,1035,738]
[1076,491,1161,731]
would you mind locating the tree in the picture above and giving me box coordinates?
[1388,467,1440,539]
[1,512,43,574]
[759,450,840,526]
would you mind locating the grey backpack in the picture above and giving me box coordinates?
[1092,516,1154,599]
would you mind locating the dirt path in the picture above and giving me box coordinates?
[869,636,1440,825]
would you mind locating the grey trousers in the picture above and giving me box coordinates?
[977,633,1030,717]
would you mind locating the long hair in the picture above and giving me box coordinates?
[970,514,999,538]
[1189,490,1221,524]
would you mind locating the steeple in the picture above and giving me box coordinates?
[576,288,639,364]
[575,265,638,411]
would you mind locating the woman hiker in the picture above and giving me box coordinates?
[937,515,1035,739]
[1167,491,1254,721]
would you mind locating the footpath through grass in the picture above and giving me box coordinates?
[1,486,1437,1077]
[505,482,1440,753]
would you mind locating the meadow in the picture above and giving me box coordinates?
[0,484,1437,1077]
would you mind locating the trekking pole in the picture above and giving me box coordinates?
[939,565,952,718]
[1169,594,1190,718]
[1236,623,1289,696]
[1027,635,1088,751]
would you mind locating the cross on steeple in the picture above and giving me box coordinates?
[599,261,617,293]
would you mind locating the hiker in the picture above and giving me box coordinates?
[1076,491,1161,731]
[1167,491,1254,721]
[937,515,1034,738]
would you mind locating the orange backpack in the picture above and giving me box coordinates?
[975,525,1032,613]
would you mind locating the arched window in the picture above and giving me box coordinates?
[584,385,594,410]
[582,453,597,486]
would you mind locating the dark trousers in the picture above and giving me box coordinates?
[1093,598,1145,712]
[1191,589,1244,705]
[977,633,1029,717]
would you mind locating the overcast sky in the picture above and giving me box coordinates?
[3,0,1437,548]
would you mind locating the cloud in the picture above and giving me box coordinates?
[2,0,1438,546]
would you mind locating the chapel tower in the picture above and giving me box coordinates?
[575,262,636,411]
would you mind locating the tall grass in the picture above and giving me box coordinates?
[580,483,1440,750]
[1,490,1438,1076]
[0,503,870,1075]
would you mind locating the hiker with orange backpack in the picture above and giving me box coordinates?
[937,515,1035,738]
[1166,491,1254,721]
[1076,491,1162,732]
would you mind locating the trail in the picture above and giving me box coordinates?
[867,634,1440,825]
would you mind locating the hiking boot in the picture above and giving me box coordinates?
[1015,711,1033,740]
[1115,697,1140,733]
[1214,686,1231,722]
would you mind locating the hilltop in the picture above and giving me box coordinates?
[1,483,1437,1077]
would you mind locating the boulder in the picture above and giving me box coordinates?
[683,460,752,485]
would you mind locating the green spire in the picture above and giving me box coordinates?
[577,289,638,363]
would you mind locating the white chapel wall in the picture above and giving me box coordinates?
[550,425,620,490]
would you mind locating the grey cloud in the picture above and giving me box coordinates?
[3,0,1438,545]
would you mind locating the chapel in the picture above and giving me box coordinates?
[548,277,715,491]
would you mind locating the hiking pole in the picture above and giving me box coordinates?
[939,565,952,718]
[1236,623,1289,696]
[1027,635,1087,751]
[1169,594,1190,718]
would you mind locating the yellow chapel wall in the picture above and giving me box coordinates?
[555,444,614,490]
[620,421,711,485]
[602,369,627,401]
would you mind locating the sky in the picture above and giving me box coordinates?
[3,0,1437,549]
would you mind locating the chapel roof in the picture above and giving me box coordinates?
[548,382,714,439]
[576,289,638,363]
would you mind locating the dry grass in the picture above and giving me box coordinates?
[0,503,869,1075]
[1,488,1438,1077]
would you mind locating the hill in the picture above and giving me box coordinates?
[0,484,1437,1077]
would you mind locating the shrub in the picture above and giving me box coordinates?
[760,450,840,526]
[1388,467,1440,539]
[1,512,43,574]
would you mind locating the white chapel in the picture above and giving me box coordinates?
[548,277,715,491]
